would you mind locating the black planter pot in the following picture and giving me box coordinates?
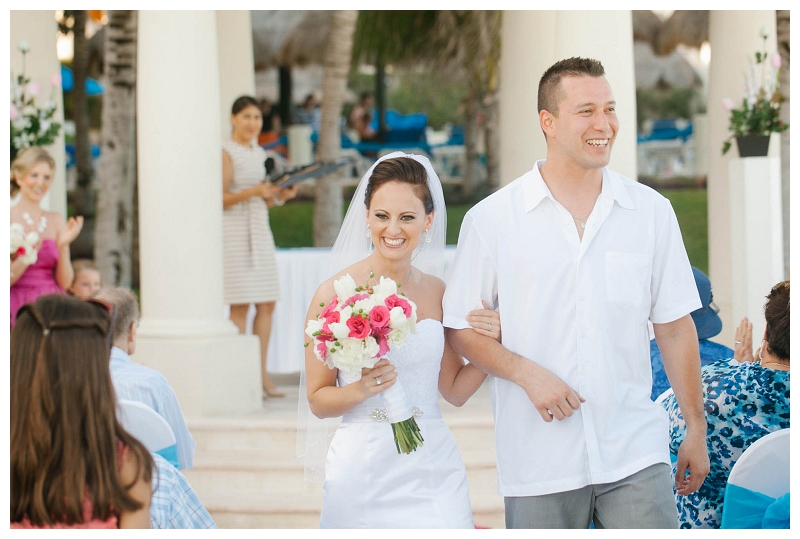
[736,135,770,157]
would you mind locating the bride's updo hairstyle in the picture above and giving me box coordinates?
[364,157,434,215]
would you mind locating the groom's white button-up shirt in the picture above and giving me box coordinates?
[443,160,700,496]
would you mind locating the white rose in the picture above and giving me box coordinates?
[389,306,410,331]
[18,40,30,53]
[24,231,39,246]
[305,318,323,339]
[371,276,397,303]
[388,327,409,348]
[333,273,357,301]
[352,296,376,315]
[329,321,350,341]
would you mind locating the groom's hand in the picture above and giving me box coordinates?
[516,358,585,422]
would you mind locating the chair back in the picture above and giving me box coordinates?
[728,428,790,498]
[117,399,177,454]
[721,428,790,529]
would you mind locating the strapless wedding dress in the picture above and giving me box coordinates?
[319,319,474,529]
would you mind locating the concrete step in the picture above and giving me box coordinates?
[183,379,506,528]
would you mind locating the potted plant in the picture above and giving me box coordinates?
[10,40,62,162]
[721,27,788,157]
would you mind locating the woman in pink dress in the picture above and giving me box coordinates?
[9,147,83,325]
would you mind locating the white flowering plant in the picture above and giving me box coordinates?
[10,222,40,265]
[721,28,788,155]
[10,41,62,159]
[305,273,424,454]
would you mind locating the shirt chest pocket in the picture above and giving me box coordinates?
[605,251,649,309]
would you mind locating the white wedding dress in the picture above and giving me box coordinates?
[319,319,474,529]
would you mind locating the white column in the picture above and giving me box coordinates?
[500,10,637,185]
[216,10,256,141]
[10,10,67,214]
[707,11,778,346]
[136,11,261,416]
[728,157,783,343]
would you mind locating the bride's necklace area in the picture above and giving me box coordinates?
[22,211,47,234]
[367,261,412,291]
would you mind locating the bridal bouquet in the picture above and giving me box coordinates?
[305,273,424,454]
[10,223,39,265]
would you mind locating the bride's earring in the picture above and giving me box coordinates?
[366,226,371,238]
[425,230,431,243]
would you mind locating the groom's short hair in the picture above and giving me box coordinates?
[538,57,606,117]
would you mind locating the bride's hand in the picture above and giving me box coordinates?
[467,300,501,341]
[360,358,397,399]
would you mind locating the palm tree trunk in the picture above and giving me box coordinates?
[94,10,137,287]
[483,92,500,190]
[70,9,95,259]
[314,10,358,247]
[462,95,484,197]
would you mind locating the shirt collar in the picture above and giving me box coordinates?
[523,160,635,213]
[110,346,132,363]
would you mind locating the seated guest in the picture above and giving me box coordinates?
[150,453,216,529]
[661,280,790,528]
[11,294,152,528]
[650,267,734,400]
[348,92,378,141]
[95,286,196,470]
[67,258,103,299]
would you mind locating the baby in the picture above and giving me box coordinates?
[68,259,103,299]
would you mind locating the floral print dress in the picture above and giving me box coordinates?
[661,357,790,528]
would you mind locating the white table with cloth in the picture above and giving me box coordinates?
[229,247,459,374]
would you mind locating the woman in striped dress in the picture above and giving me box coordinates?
[222,96,297,398]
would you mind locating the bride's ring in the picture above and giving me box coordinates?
[376,376,382,386]
[488,322,492,331]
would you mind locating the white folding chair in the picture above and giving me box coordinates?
[721,428,790,528]
[117,399,180,469]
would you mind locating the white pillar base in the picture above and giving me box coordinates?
[728,156,783,345]
[134,334,262,417]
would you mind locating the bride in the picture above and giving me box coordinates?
[300,152,500,528]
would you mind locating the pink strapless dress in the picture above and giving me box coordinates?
[10,238,65,326]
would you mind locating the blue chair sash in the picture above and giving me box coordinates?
[721,483,789,529]
[154,444,180,470]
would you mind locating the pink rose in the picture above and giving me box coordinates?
[316,342,328,360]
[345,293,370,306]
[369,305,391,329]
[27,82,41,97]
[721,97,735,112]
[385,294,412,317]
[320,296,338,319]
[50,72,62,87]
[10,104,19,121]
[321,310,340,334]
[771,52,782,68]
[347,315,371,339]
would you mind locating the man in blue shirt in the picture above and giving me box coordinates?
[650,267,733,400]
[96,286,197,469]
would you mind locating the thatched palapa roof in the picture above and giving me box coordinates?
[251,10,332,71]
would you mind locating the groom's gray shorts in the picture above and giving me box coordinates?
[504,463,678,529]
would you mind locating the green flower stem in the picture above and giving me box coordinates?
[391,417,424,455]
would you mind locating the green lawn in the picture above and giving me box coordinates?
[270,188,708,274]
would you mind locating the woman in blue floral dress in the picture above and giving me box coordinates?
[660,280,790,528]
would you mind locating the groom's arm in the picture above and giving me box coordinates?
[447,329,584,422]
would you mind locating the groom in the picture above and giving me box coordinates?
[443,57,709,528]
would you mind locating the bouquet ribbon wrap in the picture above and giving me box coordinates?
[380,377,413,423]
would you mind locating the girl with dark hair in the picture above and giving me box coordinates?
[222,95,298,398]
[11,294,153,528]
[10,147,84,325]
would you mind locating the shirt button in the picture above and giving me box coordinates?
[581,331,587,338]
[579,295,586,302]
[580,367,587,374]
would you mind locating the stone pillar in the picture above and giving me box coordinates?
[707,11,778,346]
[10,10,67,214]
[136,10,261,416]
[216,10,256,141]
[500,10,637,185]
[728,157,783,344]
